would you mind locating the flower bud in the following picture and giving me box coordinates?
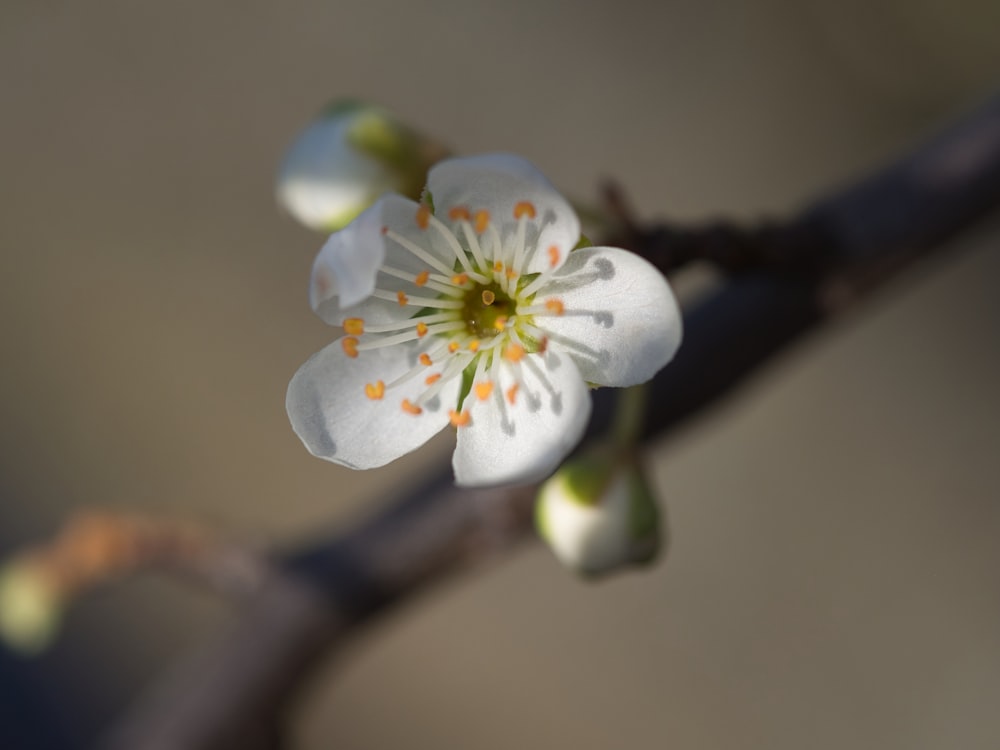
[0,562,62,654]
[277,100,449,232]
[535,456,662,578]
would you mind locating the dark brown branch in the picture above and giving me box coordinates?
[101,94,1000,750]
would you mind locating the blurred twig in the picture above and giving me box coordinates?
[101,94,1000,750]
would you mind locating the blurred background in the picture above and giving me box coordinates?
[1,0,999,747]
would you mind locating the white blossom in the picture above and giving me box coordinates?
[287,154,682,486]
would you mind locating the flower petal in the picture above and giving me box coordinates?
[287,337,458,469]
[453,347,591,487]
[427,153,580,274]
[535,247,682,387]
[310,194,461,326]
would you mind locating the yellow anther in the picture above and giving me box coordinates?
[451,273,469,285]
[493,260,504,273]
[425,373,442,385]
[448,341,460,353]
[342,337,359,359]
[448,206,471,221]
[416,204,431,230]
[544,299,565,315]
[343,317,365,335]
[414,270,430,287]
[513,201,537,220]
[364,380,385,400]
[503,343,526,362]
[449,409,471,427]
[548,246,560,268]
[505,267,518,279]
[401,399,423,415]
[493,316,508,331]
[416,321,429,337]
[419,353,433,366]
[396,290,409,306]
[468,340,480,352]
[474,381,494,401]
[474,210,490,234]
[481,290,496,306]
[506,384,520,405]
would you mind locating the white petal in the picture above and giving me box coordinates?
[310,194,459,326]
[287,338,458,469]
[453,348,591,487]
[534,247,682,387]
[427,153,580,274]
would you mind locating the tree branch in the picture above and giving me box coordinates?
[101,94,1000,750]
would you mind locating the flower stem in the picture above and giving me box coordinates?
[611,384,648,455]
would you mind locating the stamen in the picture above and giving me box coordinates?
[448,206,471,221]
[383,228,454,276]
[371,290,464,309]
[451,273,469,285]
[468,340,480,352]
[419,353,433,366]
[448,341,460,353]
[379,265,454,295]
[396,291,408,306]
[416,322,429,337]
[342,337,359,358]
[364,381,385,400]
[493,315,508,331]
[493,261,504,273]
[506,383,520,405]
[475,381,494,400]
[474,210,490,234]
[355,321,465,352]
[415,271,430,287]
[544,299,565,315]
[449,409,471,427]
[425,212,489,282]
[548,246,560,268]
[361,312,455,334]
[513,201,536,219]
[425,373,442,385]
[401,399,423,415]
[416,205,431,230]
[343,318,364,335]
[503,343,526,362]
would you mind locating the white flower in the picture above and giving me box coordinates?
[286,154,682,487]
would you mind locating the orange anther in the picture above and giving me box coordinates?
[548,246,560,268]
[544,299,565,315]
[416,204,431,230]
[493,316,508,330]
[506,384,520,405]
[474,210,490,234]
[364,380,385,400]
[493,260,504,273]
[343,317,364,335]
[451,273,469,285]
[468,339,480,352]
[396,290,408,306]
[341,337,359,358]
[448,206,471,221]
[401,399,423,415]
[419,353,433,366]
[425,373,442,385]
[513,201,536,220]
[474,381,494,401]
[416,321,429,337]
[505,267,518,279]
[503,343,526,362]
[449,409,471,427]
[448,341,460,353]
[414,270,430,287]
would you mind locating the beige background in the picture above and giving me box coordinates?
[1,0,999,747]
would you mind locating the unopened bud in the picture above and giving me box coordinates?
[535,457,661,578]
[277,100,448,232]
[0,562,62,654]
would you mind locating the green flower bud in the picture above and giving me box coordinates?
[535,455,662,578]
[277,100,449,232]
[0,563,62,655]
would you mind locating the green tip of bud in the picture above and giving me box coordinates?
[0,564,62,655]
[535,455,663,579]
[276,99,449,233]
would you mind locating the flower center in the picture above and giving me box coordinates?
[462,282,516,339]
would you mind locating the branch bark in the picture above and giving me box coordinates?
[101,94,1000,750]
